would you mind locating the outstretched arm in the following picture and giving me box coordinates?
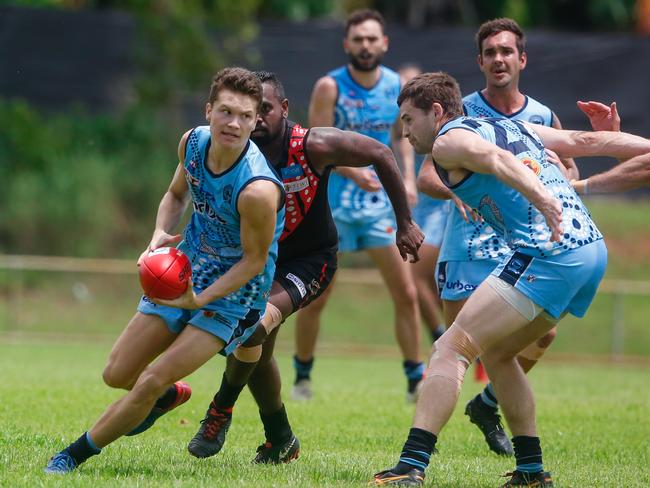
[308,75,381,191]
[308,127,423,261]
[529,124,650,160]
[434,129,563,242]
[573,152,650,194]
[392,118,418,206]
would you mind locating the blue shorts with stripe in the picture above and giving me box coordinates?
[491,239,608,319]
[137,297,263,355]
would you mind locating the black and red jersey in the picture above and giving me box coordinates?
[271,121,338,262]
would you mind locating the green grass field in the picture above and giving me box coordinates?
[0,198,649,486]
[1,340,649,487]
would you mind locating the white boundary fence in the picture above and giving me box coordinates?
[1,254,650,359]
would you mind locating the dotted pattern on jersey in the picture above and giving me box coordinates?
[185,253,265,309]
[281,125,319,241]
[182,128,278,310]
[184,130,239,248]
[466,221,509,261]
[441,116,602,258]
[463,100,494,119]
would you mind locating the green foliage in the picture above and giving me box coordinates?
[0,99,177,257]
[0,1,265,257]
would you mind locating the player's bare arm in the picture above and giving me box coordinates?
[309,75,381,191]
[416,156,476,222]
[434,129,563,242]
[573,152,650,194]
[391,117,418,206]
[551,112,580,180]
[307,127,423,261]
[139,131,192,264]
[530,124,650,160]
[155,180,281,310]
[308,76,337,127]
[416,156,454,200]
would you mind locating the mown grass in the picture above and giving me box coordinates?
[1,340,648,487]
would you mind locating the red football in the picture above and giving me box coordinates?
[139,247,191,300]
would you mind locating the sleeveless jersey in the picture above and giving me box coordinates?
[326,65,401,216]
[439,93,553,262]
[463,91,553,125]
[436,116,602,258]
[270,121,338,262]
[182,126,285,310]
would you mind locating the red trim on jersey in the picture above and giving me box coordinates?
[280,124,321,241]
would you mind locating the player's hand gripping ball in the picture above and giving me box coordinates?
[139,247,191,300]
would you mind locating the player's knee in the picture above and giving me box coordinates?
[102,363,133,390]
[537,327,557,349]
[258,330,278,364]
[261,303,283,334]
[234,344,262,363]
[393,282,418,311]
[132,370,169,402]
[425,323,483,385]
[518,327,558,361]
[241,321,269,349]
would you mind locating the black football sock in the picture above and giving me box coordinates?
[260,404,293,445]
[214,372,246,410]
[66,432,101,466]
[394,428,437,474]
[512,435,544,474]
[293,355,314,383]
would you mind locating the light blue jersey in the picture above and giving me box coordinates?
[437,116,602,257]
[327,66,400,218]
[139,126,285,346]
[436,116,606,317]
[437,93,554,300]
[463,91,553,126]
[439,93,554,263]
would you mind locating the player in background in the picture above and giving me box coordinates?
[398,63,449,344]
[429,18,579,456]
[372,71,650,487]
[45,68,285,474]
[292,9,425,403]
[185,71,423,462]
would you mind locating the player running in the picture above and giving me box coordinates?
[45,68,285,474]
[185,71,423,462]
[371,71,650,487]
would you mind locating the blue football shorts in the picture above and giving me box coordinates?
[137,296,263,355]
[436,258,499,301]
[413,196,450,248]
[492,239,608,319]
[331,206,397,252]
